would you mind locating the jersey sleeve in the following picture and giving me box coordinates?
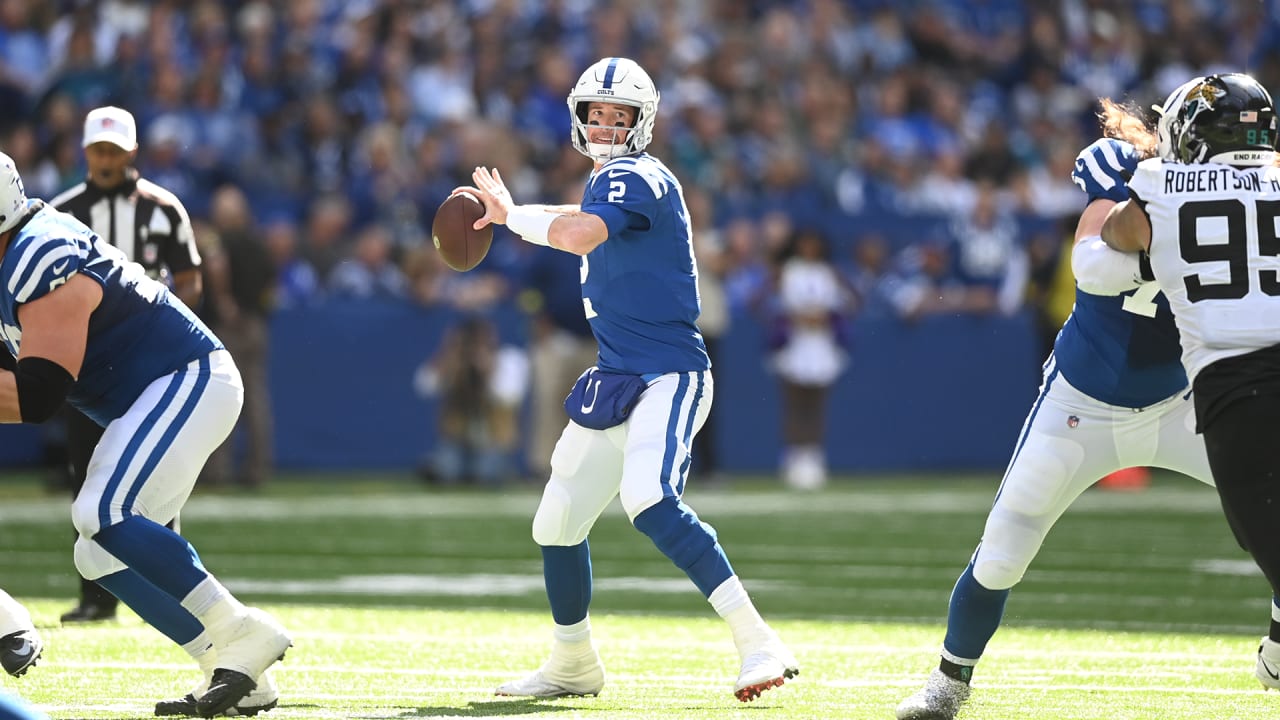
[6,234,86,305]
[580,164,659,239]
[140,180,201,273]
[1072,138,1140,203]
[159,200,201,273]
[1126,157,1164,204]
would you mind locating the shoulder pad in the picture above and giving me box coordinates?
[1072,138,1141,203]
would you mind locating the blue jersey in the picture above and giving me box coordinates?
[0,201,219,425]
[1054,138,1185,408]
[579,153,709,375]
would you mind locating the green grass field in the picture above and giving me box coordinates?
[0,472,1276,719]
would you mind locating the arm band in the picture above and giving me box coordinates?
[15,356,73,423]
[506,205,557,246]
[1071,234,1142,296]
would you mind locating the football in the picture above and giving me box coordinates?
[432,192,492,272]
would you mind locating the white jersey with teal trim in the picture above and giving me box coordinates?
[578,153,709,375]
[1054,138,1186,408]
[1130,158,1280,384]
[0,200,219,425]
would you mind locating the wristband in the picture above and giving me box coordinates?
[507,205,557,246]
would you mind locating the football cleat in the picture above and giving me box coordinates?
[198,609,291,717]
[155,669,279,717]
[60,602,117,624]
[1256,637,1280,691]
[734,638,799,702]
[896,668,972,720]
[495,644,605,698]
[0,630,42,678]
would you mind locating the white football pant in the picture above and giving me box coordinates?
[532,370,713,547]
[70,350,243,580]
[972,355,1212,591]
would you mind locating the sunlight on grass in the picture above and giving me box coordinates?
[6,602,1276,720]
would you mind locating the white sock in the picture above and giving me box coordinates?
[709,577,773,653]
[0,590,33,636]
[181,577,246,636]
[709,576,750,616]
[183,631,215,661]
[552,617,593,647]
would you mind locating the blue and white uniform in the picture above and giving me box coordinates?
[0,200,242,581]
[1055,139,1186,407]
[499,57,794,703]
[937,138,1214,668]
[0,200,218,425]
[536,152,713,541]
[579,153,709,376]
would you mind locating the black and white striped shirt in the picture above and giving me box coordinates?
[50,170,200,282]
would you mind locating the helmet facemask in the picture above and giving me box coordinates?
[1154,77,1205,162]
[567,58,659,162]
[1160,74,1279,166]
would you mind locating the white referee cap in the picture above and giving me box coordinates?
[83,106,138,151]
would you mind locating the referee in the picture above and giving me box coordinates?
[50,106,203,624]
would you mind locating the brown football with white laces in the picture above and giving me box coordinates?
[432,192,493,272]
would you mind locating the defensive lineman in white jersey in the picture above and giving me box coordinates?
[454,57,798,703]
[1104,72,1280,691]
[898,84,1280,719]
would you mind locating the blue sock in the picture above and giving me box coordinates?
[542,542,592,626]
[632,496,734,598]
[95,569,204,645]
[942,563,1010,660]
[93,517,209,601]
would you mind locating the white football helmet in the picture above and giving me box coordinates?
[0,152,27,235]
[1154,77,1208,161]
[567,57,659,161]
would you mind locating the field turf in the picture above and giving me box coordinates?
[0,472,1273,719]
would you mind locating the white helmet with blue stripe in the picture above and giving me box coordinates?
[0,152,27,235]
[567,57,660,161]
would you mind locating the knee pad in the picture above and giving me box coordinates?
[971,516,1043,590]
[74,536,126,581]
[532,480,587,546]
[70,493,104,538]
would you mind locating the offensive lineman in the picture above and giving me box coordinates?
[0,153,289,717]
[51,106,201,627]
[454,57,799,703]
[1103,72,1280,699]
[899,82,1273,719]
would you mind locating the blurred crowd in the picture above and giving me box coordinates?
[3,0,1280,324]
[7,0,1280,485]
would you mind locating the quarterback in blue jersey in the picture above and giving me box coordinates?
[897,91,1264,719]
[456,57,798,703]
[0,153,289,717]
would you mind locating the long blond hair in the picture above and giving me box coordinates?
[1097,98,1158,159]
[1100,93,1280,167]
